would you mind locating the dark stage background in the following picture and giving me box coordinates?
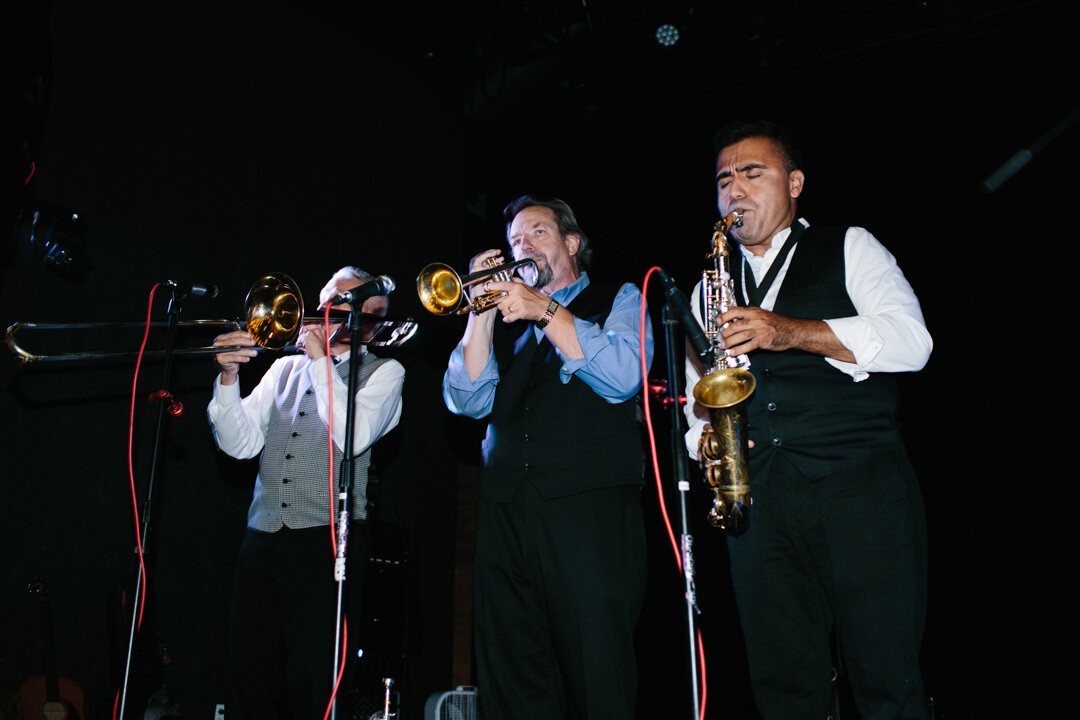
[2,1,1076,718]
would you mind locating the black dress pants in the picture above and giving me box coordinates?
[227,523,369,719]
[473,482,647,720]
[727,452,928,720]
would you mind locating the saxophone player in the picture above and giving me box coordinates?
[684,122,933,719]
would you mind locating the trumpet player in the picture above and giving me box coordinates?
[207,266,405,719]
[684,122,933,719]
[443,196,653,719]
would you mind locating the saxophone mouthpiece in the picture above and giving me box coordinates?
[732,212,743,227]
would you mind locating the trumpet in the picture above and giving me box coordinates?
[5,272,418,364]
[693,213,756,533]
[416,257,537,316]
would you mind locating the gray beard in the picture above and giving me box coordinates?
[532,260,554,290]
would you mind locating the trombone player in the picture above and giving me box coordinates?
[443,196,653,719]
[207,266,405,718]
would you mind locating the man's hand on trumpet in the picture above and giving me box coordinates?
[467,249,506,303]
[487,278,549,324]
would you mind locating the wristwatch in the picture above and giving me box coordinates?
[536,298,559,329]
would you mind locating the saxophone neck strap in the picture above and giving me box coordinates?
[742,220,806,308]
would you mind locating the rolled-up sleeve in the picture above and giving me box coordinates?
[824,227,933,380]
[556,282,652,403]
[443,344,500,418]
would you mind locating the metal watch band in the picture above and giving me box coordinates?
[536,298,559,329]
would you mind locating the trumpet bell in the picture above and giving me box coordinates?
[245,273,304,348]
[416,263,464,316]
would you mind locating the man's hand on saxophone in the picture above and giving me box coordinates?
[718,306,855,363]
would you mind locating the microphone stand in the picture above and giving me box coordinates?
[659,304,702,720]
[118,285,187,720]
[329,306,366,719]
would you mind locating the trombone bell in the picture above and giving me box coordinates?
[244,273,304,349]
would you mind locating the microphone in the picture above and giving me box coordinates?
[168,279,219,298]
[329,275,395,305]
[656,268,712,365]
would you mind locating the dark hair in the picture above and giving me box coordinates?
[502,195,593,272]
[713,121,804,173]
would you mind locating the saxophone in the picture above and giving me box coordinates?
[693,212,756,533]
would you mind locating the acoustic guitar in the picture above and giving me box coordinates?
[3,576,85,720]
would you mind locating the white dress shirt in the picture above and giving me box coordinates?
[208,348,404,461]
[684,219,932,455]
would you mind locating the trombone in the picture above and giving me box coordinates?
[5,272,418,364]
[416,257,537,316]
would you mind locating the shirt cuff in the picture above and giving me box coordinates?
[823,317,881,381]
[214,373,243,402]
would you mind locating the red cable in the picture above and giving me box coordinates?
[324,306,337,556]
[640,267,682,570]
[639,267,708,719]
[113,283,160,720]
[127,283,159,625]
[321,305,346,713]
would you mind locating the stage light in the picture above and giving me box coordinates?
[13,202,92,280]
[656,24,680,47]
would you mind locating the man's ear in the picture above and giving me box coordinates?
[789,169,805,199]
[565,233,581,256]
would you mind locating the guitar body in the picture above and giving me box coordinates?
[5,676,84,720]
[6,577,87,720]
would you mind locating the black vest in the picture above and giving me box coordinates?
[731,225,904,478]
[483,282,645,501]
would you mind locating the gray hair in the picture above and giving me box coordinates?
[502,195,593,272]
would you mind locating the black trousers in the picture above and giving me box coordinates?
[227,523,369,719]
[473,482,647,720]
[728,452,928,720]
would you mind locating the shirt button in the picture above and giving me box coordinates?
[767,402,777,412]
[524,463,530,471]
[523,433,529,442]
[771,437,782,447]
[763,368,772,377]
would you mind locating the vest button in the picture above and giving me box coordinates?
[771,437,782,446]
[523,433,529,442]
[524,463,529,471]
[763,368,772,377]
[285,453,293,459]
[282,478,290,483]
[767,402,777,411]
[292,432,299,437]
[306,389,313,395]
[298,411,306,417]
[281,502,288,507]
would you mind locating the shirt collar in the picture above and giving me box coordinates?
[549,271,590,306]
[739,217,809,264]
